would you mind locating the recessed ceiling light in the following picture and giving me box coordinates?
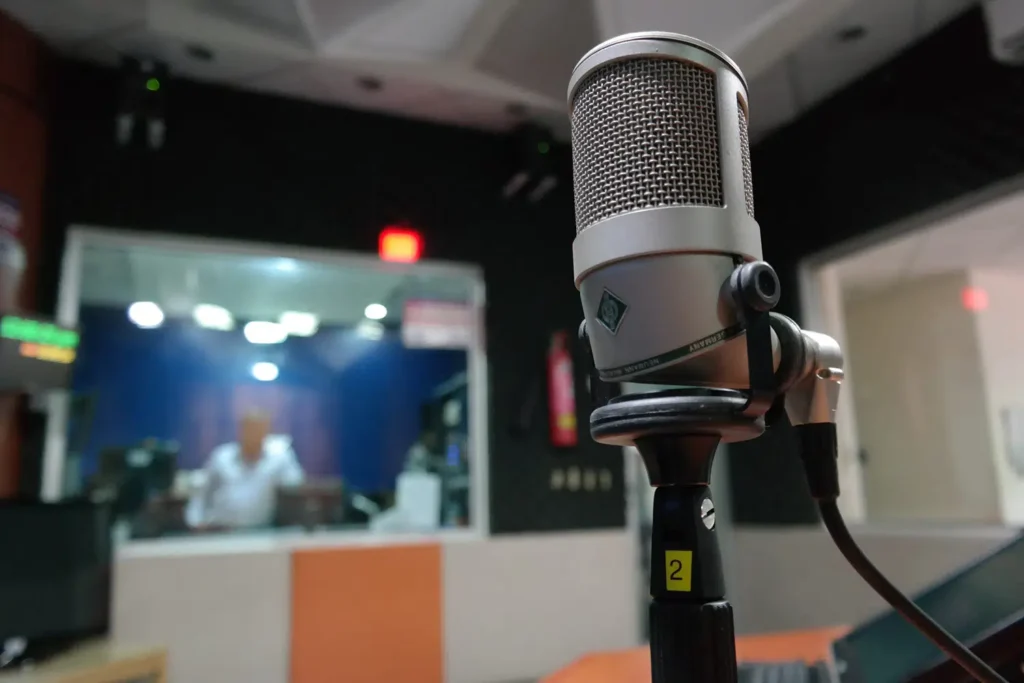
[357,76,383,92]
[193,304,234,331]
[364,303,387,320]
[251,362,279,382]
[279,311,319,337]
[836,25,868,42]
[185,43,215,62]
[244,321,288,344]
[273,258,299,273]
[127,301,164,329]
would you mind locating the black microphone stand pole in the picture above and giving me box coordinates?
[644,435,737,683]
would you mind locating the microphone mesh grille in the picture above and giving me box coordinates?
[738,96,754,217]
[571,57,723,233]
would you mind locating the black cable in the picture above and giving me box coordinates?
[796,423,1008,683]
[817,500,1008,683]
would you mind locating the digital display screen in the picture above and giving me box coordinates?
[0,315,78,392]
[835,535,1024,683]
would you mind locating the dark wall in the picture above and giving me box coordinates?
[0,10,47,497]
[42,59,625,533]
[72,305,464,492]
[731,8,1024,523]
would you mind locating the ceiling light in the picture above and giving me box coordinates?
[193,304,234,331]
[251,362,279,382]
[244,321,287,344]
[127,301,164,329]
[836,25,867,42]
[356,320,385,341]
[364,303,387,320]
[279,311,319,337]
[273,258,298,273]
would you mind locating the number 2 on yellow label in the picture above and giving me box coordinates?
[664,550,693,592]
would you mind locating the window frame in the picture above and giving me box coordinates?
[46,225,491,538]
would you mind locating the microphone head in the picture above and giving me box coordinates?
[568,33,769,387]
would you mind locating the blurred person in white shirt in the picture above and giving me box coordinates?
[186,409,305,529]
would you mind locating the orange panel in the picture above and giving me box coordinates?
[291,544,443,683]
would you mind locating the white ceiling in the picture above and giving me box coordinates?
[830,188,1024,299]
[0,0,978,140]
[78,242,475,326]
[749,0,977,138]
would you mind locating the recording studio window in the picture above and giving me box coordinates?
[799,187,1024,528]
[54,229,487,542]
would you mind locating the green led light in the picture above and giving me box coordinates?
[537,141,550,154]
[1,316,79,349]
[146,78,161,92]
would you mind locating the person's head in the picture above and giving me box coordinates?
[239,409,272,461]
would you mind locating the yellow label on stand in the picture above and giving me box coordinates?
[664,550,693,592]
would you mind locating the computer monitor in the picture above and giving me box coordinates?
[0,501,112,666]
[834,533,1024,683]
[96,445,177,519]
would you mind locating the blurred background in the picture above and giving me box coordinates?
[0,0,1021,682]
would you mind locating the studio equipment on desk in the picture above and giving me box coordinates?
[567,32,1010,683]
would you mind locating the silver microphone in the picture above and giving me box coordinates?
[568,32,774,389]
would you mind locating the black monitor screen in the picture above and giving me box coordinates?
[834,534,1024,683]
[0,501,112,643]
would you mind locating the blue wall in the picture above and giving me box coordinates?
[72,306,466,492]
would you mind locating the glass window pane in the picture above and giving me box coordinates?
[67,239,482,541]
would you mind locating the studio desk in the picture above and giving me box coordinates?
[110,527,639,683]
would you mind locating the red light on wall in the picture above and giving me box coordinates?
[962,286,989,312]
[379,227,423,263]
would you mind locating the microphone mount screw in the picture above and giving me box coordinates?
[700,497,716,530]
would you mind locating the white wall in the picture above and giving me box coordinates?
[843,272,1002,523]
[969,268,1024,525]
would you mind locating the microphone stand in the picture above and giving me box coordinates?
[582,259,1007,683]
[581,261,800,683]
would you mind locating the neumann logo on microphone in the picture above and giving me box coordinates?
[596,289,628,334]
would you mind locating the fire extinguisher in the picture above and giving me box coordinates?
[547,330,578,447]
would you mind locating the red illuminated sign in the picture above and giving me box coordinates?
[379,227,423,263]
[962,286,989,312]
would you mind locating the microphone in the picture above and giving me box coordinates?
[569,33,772,391]
[568,32,1009,683]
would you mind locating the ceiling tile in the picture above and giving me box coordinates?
[300,0,395,47]
[75,27,295,83]
[193,0,313,48]
[335,0,487,60]
[474,0,597,102]
[790,0,916,110]
[595,0,786,49]
[834,232,922,293]
[246,61,332,104]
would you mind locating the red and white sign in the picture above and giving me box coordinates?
[402,300,476,349]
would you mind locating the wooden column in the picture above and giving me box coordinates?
[0,10,46,497]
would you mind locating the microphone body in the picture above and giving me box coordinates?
[568,33,769,389]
